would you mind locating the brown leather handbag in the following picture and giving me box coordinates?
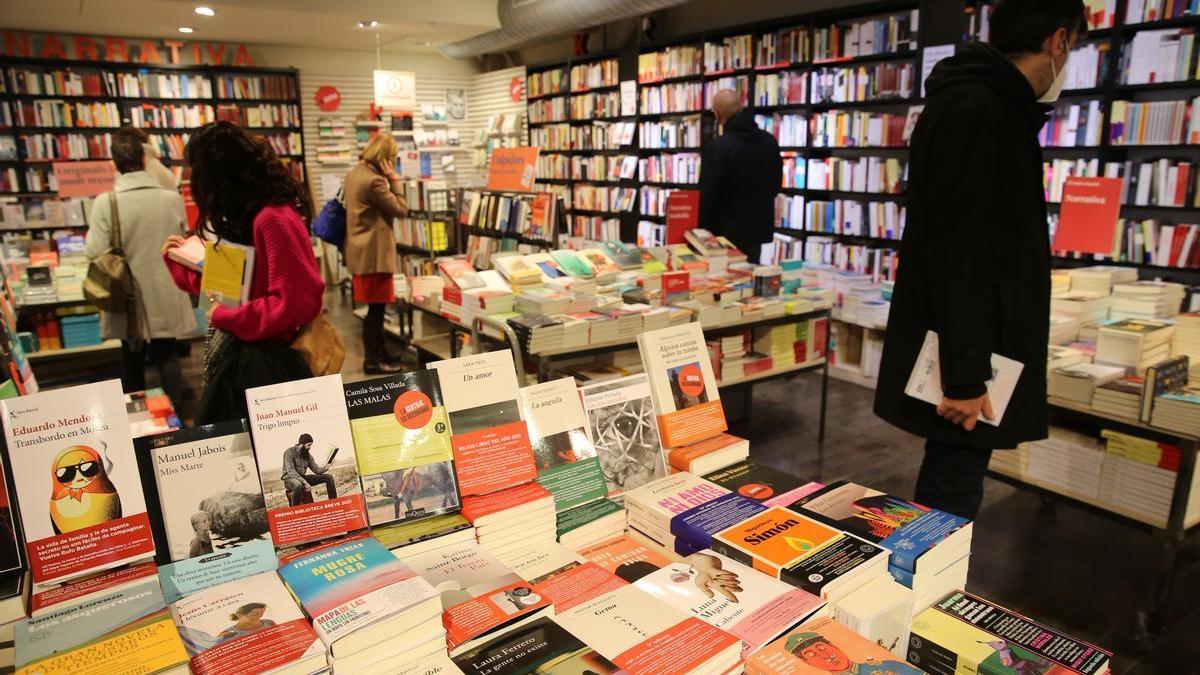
[291,307,345,376]
[83,192,136,313]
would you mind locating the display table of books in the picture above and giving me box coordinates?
[0,330,1115,674]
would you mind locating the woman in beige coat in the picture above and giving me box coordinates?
[85,127,196,405]
[343,133,407,374]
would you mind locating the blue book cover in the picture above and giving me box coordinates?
[669,493,766,556]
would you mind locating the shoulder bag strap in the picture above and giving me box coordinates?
[108,191,121,249]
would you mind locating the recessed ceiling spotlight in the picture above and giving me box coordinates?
[415,40,431,46]
[357,19,378,28]
[178,26,195,33]
[194,6,215,16]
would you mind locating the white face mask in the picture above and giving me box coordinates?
[1039,44,1069,103]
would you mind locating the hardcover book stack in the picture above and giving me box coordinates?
[624,472,731,552]
[1095,319,1175,373]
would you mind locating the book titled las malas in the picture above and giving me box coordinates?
[638,323,728,447]
[344,371,460,528]
[169,570,326,675]
[747,616,923,675]
[908,590,1112,675]
[578,374,669,499]
[0,379,155,585]
[634,549,827,658]
[555,583,742,674]
[905,331,1024,426]
[139,420,275,602]
[246,374,368,548]
[431,350,536,497]
[15,569,188,675]
[519,377,609,513]
[277,535,441,664]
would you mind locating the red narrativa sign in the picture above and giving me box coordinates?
[665,190,700,245]
[1054,176,1123,256]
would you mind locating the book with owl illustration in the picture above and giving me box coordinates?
[0,379,155,586]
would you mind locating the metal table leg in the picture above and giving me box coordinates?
[1138,437,1198,645]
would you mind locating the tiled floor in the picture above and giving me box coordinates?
[163,288,1199,672]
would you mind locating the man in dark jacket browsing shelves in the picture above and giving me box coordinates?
[874,0,1087,518]
[699,90,783,262]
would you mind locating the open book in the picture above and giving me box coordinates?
[904,330,1023,427]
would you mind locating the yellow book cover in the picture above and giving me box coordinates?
[17,609,188,675]
[713,507,841,573]
[199,240,254,305]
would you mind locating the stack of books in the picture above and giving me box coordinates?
[1049,314,1081,345]
[1109,281,1187,320]
[515,286,570,316]
[1090,376,1144,420]
[1047,344,1091,374]
[1095,319,1175,372]
[1067,265,1138,296]
[625,472,731,551]
[459,270,515,329]
[709,332,748,381]
[1151,388,1200,436]
[1051,291,1111,340]
[1171,312,1200,379]
[573,310,618,343]
[667,432,751,475]
[753,323,799,370]
[1048,363,1127,403]
[1051,269,1072,295]
[606,306,645,340]
[507,313,564,353]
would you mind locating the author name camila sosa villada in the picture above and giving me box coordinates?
[304,541,369,581]
[254,404,320,431]
[7,414,112,449]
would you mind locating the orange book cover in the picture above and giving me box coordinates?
[713,507,841,573]
[460,481,551,523]
[668,433,744,472]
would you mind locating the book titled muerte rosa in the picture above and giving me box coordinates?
[638,323,728,447]
[246,374,368,548]
[0,379,155,586]
[431,350,536,497]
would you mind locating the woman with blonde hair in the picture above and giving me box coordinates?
[342,133,407,373]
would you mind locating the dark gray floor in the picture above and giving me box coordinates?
[731,370,1200,675]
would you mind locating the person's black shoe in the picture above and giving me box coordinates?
[381,350,406,366]
[363,357,402,374]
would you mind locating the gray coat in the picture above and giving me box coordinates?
[85,171,197,340]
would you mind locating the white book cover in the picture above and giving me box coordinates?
[634,549,826,658]
[554,583,741,673]
[1,379,153,585]
[246,374,367,548]
[519,377,607,514]
[431,350,535,498]
[578,374,669,499]
[170,571,326,675]
[638,323,727,447]
[904,330,1024,426]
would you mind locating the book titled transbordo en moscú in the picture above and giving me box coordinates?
[638,323,728,448]
[0,379,155,585]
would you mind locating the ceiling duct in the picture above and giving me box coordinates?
[439,0,689,59]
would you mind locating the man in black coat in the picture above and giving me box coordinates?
[699,90,783,262]
[874,0,1087,519]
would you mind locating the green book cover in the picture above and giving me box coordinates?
[519,378,608,513]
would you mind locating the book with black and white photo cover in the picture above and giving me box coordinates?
[452,617,615,675]
[169,571,326,675]
[747,616,923,675]
[909,591,1112,675]
[0,379,155,586]
[139,420,275,602]
[431,351,536,498]
[904,330,1024,426]
[704,460,825,508]
[634,549,827,658]
[578,374,669,500]
[246,374,368,548]
[637,323,728,448]
[344,371,460,528]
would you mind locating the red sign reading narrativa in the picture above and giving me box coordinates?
[1054,176,1123,256]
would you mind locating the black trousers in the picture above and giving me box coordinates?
[121,338,183,407]
[914,439,994,519]
[284,473,337,506]
[362,303,387,359]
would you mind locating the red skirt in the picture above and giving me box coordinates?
[352,273,395,304]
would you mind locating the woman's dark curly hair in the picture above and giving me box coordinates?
[185,121,312,244]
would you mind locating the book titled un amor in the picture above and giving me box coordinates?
[246,374,368,548]
[431,350,536,497]
[140,420,275,601]
[0,379,155,586]
[344,370,461,528]
[638,323,728,448]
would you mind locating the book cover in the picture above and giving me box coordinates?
[140,421,275,601]
[519,377,608,512]
[278,536,439,649]
[459,481,553,524]
[638,323,728,447]
[704,460,825,508]
[201,239,255,306]
[747,616,922,675]
[908,591,1112,675]
[634,549,827,658]
[169,571,325,675]
[578,374,669,499]
[452,617,618,675]
[556,498,624,539]
[554,583,741,674]
[1,379,155,585]
[371,512,472,550]
[905,331,1024,427]
[712,507,841,575]
[344,371,460,527]
[579,535,671,582]
[15,572,188,675]
[402,539,552,652]
[624,472,730,535]
[431,351,536,497]
[166,234,206,271]
[668,492,768,555]
[791,481,970,573]
[246,374,368,548]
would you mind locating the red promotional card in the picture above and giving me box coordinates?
[1054,177,1123,256]
[666,190,700,245]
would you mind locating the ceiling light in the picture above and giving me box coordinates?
[357,19,378,29]
[178,26,195,33]
[194,6,215,16]
[415,40,431,46]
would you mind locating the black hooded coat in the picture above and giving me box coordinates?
[698,108,783,256]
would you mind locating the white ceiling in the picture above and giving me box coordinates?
[0,0,501,52]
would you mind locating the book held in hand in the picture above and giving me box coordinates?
[246,374,368,548]
[166,234,206,271]
[201,239,255,306]
[905,330,1024,426]
[1,379,155,586]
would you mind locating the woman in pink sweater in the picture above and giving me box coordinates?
[163,122,325,424]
